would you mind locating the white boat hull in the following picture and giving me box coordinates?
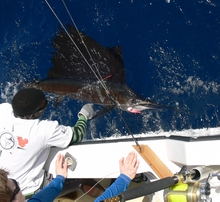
[44,129,220,201]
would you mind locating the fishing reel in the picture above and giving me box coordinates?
[164,181,211,202]
[102,165,220,202]
[164,166,214,202]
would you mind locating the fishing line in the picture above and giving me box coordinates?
[74,168,150,201]
[107,94,142,151]
[44,0,141,151]
[61,0,106,89]
[44,0,108,93]
[74,170,119,202]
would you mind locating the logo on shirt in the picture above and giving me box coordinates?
[17,137,28,148]
[0,131,18,152]
[0,132,29,152]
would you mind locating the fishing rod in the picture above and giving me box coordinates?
[102,166,215,202]
[44,0,142,151]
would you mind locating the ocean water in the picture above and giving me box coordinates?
[0,0,220,140]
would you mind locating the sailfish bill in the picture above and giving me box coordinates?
[27,24,184,114]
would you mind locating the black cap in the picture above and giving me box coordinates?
[12,88,47,117]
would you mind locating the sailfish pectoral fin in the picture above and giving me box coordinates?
[91,105,115,120]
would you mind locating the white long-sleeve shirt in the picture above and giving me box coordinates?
[0,103,73,195]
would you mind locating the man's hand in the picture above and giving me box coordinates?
[55,154,68,178]
[119,151,140,180]
[78,104,95,120]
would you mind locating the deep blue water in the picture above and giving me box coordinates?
[0,0,220,139]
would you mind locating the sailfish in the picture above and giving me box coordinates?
[28,24,178,114]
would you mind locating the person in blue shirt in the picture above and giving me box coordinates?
[0,154,68,202]
[28,154,68,202]
[0,151,139,202]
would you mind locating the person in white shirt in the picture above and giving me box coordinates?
[0,88,95,199]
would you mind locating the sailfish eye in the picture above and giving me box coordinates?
[132,99,137,104]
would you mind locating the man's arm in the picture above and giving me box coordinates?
[94,174,130,202]
[69,115,87,144]
[28,154,68,202]
[95,151,140,202]
[28,175,65,202]
[68,104,95,145]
